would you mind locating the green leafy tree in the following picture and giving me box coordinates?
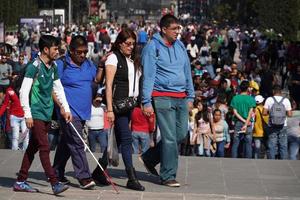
[0,0,39,29]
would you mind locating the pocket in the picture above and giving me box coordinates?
[153,97,172,110]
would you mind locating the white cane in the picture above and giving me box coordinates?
[68,122,119,194]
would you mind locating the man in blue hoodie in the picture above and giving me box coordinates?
[140,14,195,187]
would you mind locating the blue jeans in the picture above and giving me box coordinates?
[216,141,225,157]
[232,121,253,158]
[288,135,300,160]
[253,137,266,159]
[142,97,188,181]
[10,115,28,150]
[88,129,108,153]
[267,127,288,159]
[132,131,150,154]
[114,112,134,169]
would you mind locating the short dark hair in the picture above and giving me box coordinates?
[159,14,179,29]
[213,108,222,115]
[38,35,60,52]
[240,80,249,92]
[272,84,282,94]
[69,35,88,50]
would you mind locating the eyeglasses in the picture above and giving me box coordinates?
[166,26,181,31]
[74,50,88,55]
[123,41,135,47]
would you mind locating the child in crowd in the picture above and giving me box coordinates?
[194,102,215,157]
[213,109,230,157]
[131,106,155,154]
[190,99,203,156]
[86,93,108,153]
[253,95,269,159]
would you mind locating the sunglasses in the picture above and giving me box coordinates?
[74,50,88,55]
[123,41,135,47]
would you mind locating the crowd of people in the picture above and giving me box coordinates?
[0,13,299,194]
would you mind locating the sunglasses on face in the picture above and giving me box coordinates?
[123,41,135,47]
[74,50,88,56]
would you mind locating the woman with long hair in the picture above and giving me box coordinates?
[92,28,145,191]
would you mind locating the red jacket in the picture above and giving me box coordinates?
[131,107,155,133]
[0,87,24,118]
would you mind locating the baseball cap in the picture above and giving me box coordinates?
[255,95,264,104]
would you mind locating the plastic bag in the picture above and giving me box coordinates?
[107,126,119,167]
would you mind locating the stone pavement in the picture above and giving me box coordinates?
[0,149,300,200]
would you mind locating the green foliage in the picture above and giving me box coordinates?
[211,3,235,25]
[256,0,299,41]
[210,0,300,41]
[0,0,39,29]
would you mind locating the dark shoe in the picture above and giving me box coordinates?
[13,181,39,192]
[126,167,145,191]
[92,169,111,185]
[161,180,180,187]
[58,177,70,185]
[79,178,96,190]
[52,182,69,195]
[139,156,159,176]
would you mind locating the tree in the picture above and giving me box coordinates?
[0,0,39,29]
[256,0,299,40]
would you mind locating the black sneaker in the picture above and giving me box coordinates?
[58,177,70,185]
[138,156,159,176]
[79,178,95,190]
[161,180,180,187]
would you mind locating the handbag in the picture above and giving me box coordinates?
[112,67,138,114]
[113,96,138,115]
[107,126,119,167]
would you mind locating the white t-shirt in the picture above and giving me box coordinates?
[105,53,141,97]
[86,105,104,130]
[186,44,199,58]
[264,95,292,126]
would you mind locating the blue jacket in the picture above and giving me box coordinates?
[141,33,195,107]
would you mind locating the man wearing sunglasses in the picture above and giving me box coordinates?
[52,35,103,189]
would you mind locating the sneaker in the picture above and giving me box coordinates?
[138,156,159,176]
[13,181,39,192]
[79,178,96,189]
[161,180,180,187]
[58,177,70,185]
[52,182,69,195]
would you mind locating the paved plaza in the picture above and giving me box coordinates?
[0,149,300,200]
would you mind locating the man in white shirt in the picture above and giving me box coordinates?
[263,85,292,159]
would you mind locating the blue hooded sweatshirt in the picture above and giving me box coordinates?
[141,33,195,107]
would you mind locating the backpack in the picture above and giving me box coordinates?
[14,58,41,96]
[269,96,286,128]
